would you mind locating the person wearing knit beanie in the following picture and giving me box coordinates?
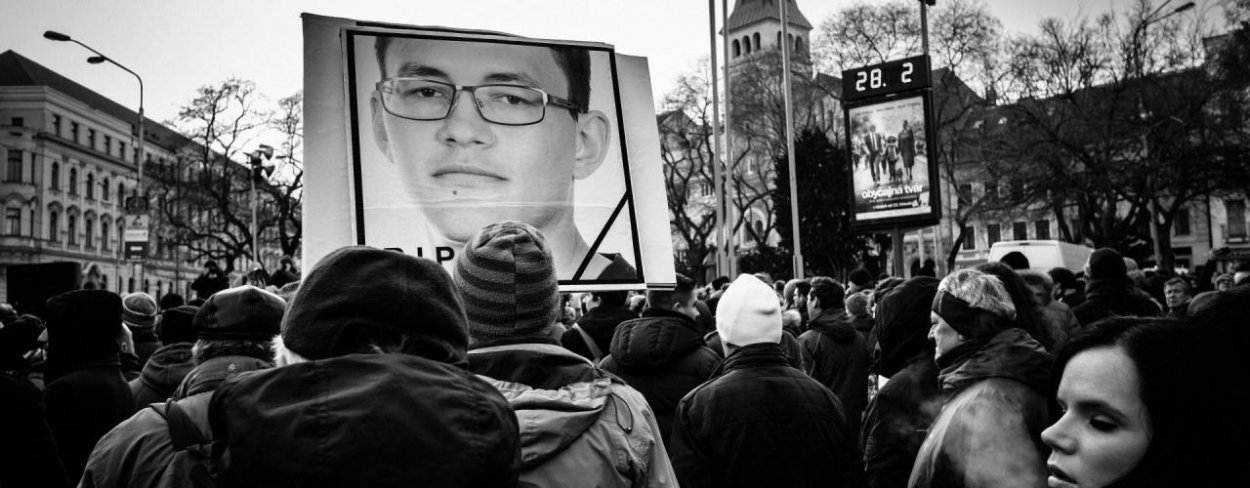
[672,273,862,487]
[156,306,199,346]
[454,221,676,487]
[715,274,783,353]
[452,221,561,344]
[121,292,160,368]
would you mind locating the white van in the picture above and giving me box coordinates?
[987,240,1094,273]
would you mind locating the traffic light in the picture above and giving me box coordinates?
[248,144,275,182]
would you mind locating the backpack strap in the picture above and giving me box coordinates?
[148,400,207,451]
[571,324,604,362]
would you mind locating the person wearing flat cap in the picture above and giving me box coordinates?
[208,247,520,488]
[82,286,283,488]
[455,221,674,488]
[909,269,1052,488]
[670,274,864,488]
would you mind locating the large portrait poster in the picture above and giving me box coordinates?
[845,94,940,229]
[303,14,675,291]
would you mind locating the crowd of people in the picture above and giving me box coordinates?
[1,222,1247,487]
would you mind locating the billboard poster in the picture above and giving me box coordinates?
[845,93,941,229]
[302,15,676,291]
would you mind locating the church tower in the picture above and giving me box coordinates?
[725,0,813,66]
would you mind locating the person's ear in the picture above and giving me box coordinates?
[371,92,392,160]
[573,109,610,180]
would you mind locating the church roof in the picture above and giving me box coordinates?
[727,0,813,32]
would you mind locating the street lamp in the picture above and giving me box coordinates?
[44,29,149,282]
[1126,1,1194,268]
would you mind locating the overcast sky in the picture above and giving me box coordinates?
[0,0,1226,124]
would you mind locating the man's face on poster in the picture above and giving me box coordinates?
[371,37,610,243]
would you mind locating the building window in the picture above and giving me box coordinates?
[1174,206,1191,236]
[86,173,95,200]
[987,223,1002,246]
[102,177,110,201]
[104,135,112,155]
[88,128,97,149]
[70,121,79,143]
[1012,221,1028,240]
[11,117,23,128]
[744,36,752,54]
[752,32,760,51]
[963,226,976,250]
[957,183,972,205]
[1227,199,1246,238]
[733,40,741,57]
[118,183,126,203]
[1035,220,1051,240]
[984,182,999,201]
[52,114,62,136]
[68,168,78,195]
[5,149,21,182]
[48,211,58,241]
[67,214,77,245]
[5,208,20,236]
[119,142,126,161]
[85,217,94,247]
[101,222,110,250]
[128,277,135,293]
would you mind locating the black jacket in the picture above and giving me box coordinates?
[599,308,722,445]
[862,358,941,488]
[670,343,864,488]
[560,305,637,360]
[1,359,70,488]
[82,354,273,488]
[209,353,520,488]
[798,309,870,443]
[127,342,194,409]
[43,356,135,484]
[1073,278,1161,326]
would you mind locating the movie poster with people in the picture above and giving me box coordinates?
[301,14,676,291]
[845,94,940,229]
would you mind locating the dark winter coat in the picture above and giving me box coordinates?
[80,354,272,488]
[44,356,135,484]
[670,343,864,488]
[704,329,812,373]
[1072,278,1161,326]
[908,328,1052,488]
[1,359,70,488]
[599,308,722,445]
[209,353,520,488]
[560,304,637,360]
[798,309,870,443]
[863,359,941,488]
[127,343,194,409]
[863,276,941,488]
[128,325,160,370]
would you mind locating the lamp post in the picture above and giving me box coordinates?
[45,29,148,286]
[1127,1,1194,267]
[247,145,274,268]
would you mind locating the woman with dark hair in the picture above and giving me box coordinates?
[1042,317,1209,487]
[861,276,942,488]
[976,261,1057,351]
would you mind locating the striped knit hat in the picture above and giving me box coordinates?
[453,221,560,342]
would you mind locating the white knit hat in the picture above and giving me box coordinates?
[715,274,782,347]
